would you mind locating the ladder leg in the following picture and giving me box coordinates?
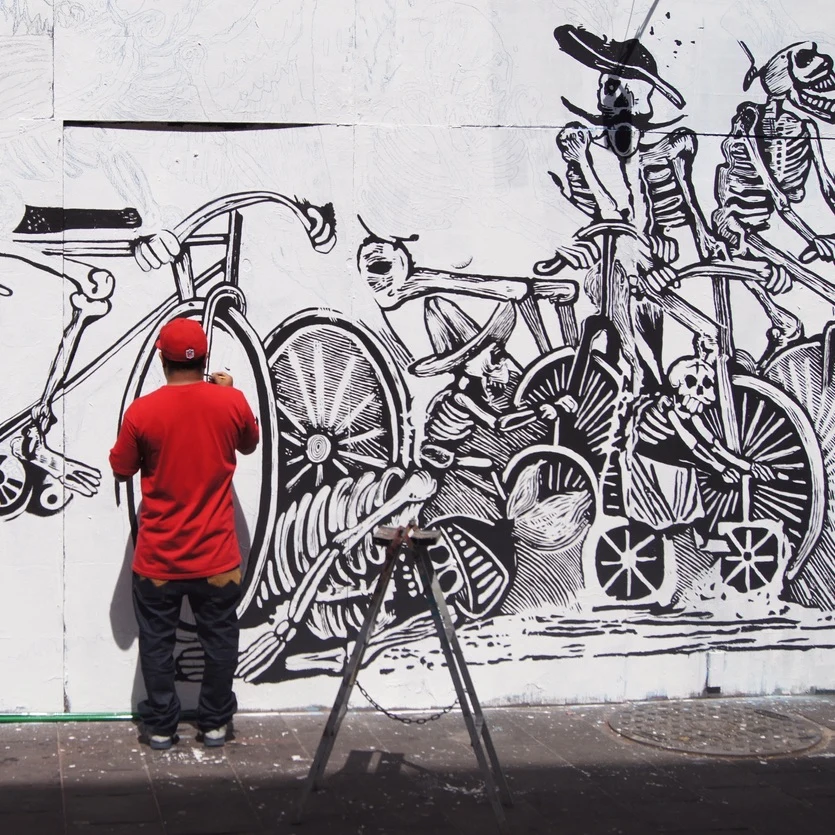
[294,548,399,823]
[412,545,513,834]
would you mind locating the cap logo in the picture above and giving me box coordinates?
[185,348,195,359]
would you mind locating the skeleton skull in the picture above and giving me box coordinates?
[463,341,512,410]
[597,73,655,158]
[668,357,716,414]
[357,238,412,309]
[760,41,835,122]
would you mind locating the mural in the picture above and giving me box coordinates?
[3,2,835,708]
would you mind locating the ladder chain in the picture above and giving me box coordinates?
[355,677,458,725]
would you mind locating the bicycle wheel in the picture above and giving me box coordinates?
[120,299,279,622]
[0,443,32,518]
[763,337,835,604]
[502,445,598,611]
[697,374,824,581]
[582,517,676,605]
[514,347,622,476]
[262,310,409,508]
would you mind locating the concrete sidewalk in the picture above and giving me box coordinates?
[1,695,834,835]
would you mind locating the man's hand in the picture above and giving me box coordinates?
[133,230,181,272]
[209,372,234,387]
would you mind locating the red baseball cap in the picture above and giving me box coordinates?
[156,318,208,362]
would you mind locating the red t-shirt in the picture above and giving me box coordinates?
[109,382,260,580]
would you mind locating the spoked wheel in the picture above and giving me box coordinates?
[583,518,675,605]
[717,518,785,593]
[501,445,599,611]
[514,347,622,476]
[121,298,279,624]
[0,446,32,518]
[698,374,824,579]
[262,310,409,508]
[762,336,835,605]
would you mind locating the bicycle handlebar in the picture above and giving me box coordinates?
[11,190,337,258]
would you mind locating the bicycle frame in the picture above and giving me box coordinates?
[0,191,336,447]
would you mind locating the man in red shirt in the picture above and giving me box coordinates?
[110,317,259,750]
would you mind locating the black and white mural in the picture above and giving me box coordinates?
[2,0,835,710]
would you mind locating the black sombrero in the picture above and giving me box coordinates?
[554,24,685,109]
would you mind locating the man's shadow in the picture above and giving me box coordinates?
[109,488,253,718]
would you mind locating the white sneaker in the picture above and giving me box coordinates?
[149,733,176,750]
[203,725,227,747]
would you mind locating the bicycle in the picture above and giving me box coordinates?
[523,221,824,605]
[354,219,826,609]
[0,190,336,624]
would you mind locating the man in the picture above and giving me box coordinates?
[110,317,259,750]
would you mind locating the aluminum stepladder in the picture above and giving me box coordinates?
[294,523,514,834]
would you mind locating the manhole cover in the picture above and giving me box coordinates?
[608,701,822,756]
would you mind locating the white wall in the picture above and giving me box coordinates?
[1,0,835,713]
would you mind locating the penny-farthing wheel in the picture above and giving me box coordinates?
[698,374,824,589]
[121,298,279,623]
[262,310,409,511]
[761,337,834,603]
[513,347,622,478]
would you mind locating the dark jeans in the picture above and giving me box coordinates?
[132,573,240,735]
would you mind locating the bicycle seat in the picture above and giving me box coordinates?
[14,206,143,235]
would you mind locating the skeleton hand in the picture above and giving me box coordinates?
[803,234,835,264]
[720,466,742,484]
[763,265,793,294]
[556,125,592,163]
[133,230,181,272]
[552,240,600,270]
[750,462,778,482]
[633,263,679,296]
[539,395,579,421]
[649,234,679,264]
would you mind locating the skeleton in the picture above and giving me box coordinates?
[624,356,776,533]
[236,468,439,682]
[713,41,835,356]
[542,31,728,391]
[0,246,117,507]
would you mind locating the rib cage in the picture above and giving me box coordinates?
[254,467,410,611]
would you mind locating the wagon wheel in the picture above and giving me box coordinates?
[697,374,824,577]
[514,346,623,481]
[583,518,675,604]
[0,448,32,518]
[262,310,409,509]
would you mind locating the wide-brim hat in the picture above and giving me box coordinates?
[411,298,516,377]
[554,24,685,109]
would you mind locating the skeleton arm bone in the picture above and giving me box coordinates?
[452,392,501,430]
[557,125,620,220]
[806,119,835,212]
[688,414,752,471]
[667,134,729,261]
[667,410,741,475]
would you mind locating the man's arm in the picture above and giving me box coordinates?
[236,394,260,456]
[109,410,141,481]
